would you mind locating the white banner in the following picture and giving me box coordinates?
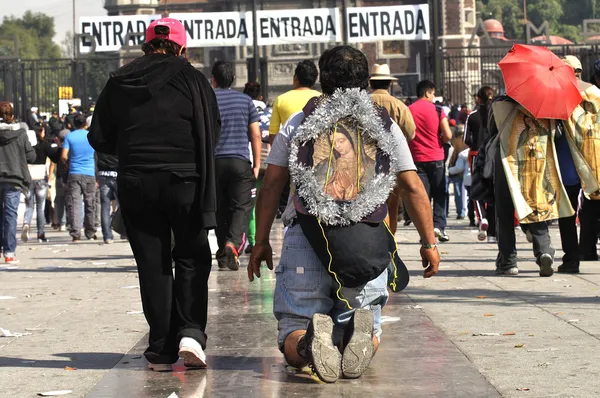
[79,6,427,53]
[346,4,430,43]
[253,8,340,46]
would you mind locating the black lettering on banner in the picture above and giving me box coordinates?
[348,13,359,37]
[281,17,290,36]
[227,19,236,38]
[325,15,335,35]
[359,13,369,36]
[303,17,314,35]
[92,22,102,46]
[369,12,378,36]
[113,21,124,46]
[239,19,248,39]
[195,20,203,39]
[260,17,269,38]
[205,20,214,40]
[136,21,147,44]
[126,21,135,45]
[216,20,225,39]
[184,20,194,39]
[103,22,111,46]
[405,10,415,34]
[81,22,92,46]
[415,9,427,35]
[315,16,323,35]
[393,11,404,35]
[291,17,301,36]
[270,18,280,38]
[381,11,391,36]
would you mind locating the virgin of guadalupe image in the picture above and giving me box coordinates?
[312,121,376,201]
[574,100,600,181]
[510,114,559,221]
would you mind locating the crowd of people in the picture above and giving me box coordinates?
[1,16,599,385]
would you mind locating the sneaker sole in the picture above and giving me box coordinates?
[496,267,518,275]
[224,246,240,271]
[342,309,374,379]
[178,347,207,369]
[539,255,554,277]
[310,314,341,383]
[21,228,29,243]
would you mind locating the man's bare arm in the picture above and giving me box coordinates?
[249,121,262,177]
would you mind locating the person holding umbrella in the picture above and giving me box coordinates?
[491,44,581,276]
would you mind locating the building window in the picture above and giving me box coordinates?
[377,41,409,59]
[464,8,476,28]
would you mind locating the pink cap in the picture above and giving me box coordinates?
[145,18,187,48]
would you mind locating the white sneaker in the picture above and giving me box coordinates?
[21,225,30,243]
[179,337,207,368]
[487,236,497,243]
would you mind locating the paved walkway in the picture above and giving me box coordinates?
[1,216,599,397]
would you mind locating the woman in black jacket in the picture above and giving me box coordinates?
[21,123,60,243]
[0,102,36,264]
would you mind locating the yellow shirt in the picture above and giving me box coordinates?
[269,88,321,136]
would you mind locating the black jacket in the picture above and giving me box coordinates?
[31,140,61,165]
[0,121,36,188]
[88,53,221,229]
[97,153,118,173]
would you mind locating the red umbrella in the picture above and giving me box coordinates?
[498,44,581,120]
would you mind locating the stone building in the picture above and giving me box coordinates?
[102,0,478,102]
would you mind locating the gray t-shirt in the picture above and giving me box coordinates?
[266,111,417,226]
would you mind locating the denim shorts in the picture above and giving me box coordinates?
[273,224,389,352]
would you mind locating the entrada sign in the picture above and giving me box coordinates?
[79,5,429,53]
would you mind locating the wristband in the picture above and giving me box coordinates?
[421,243,437,249]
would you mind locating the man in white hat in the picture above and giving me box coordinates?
[370,64,415,141]
[370,64,416,233]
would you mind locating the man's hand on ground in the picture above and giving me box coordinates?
[421,246,440,278]
[247,243,274,282]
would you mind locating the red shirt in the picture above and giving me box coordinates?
[408,99,446,162]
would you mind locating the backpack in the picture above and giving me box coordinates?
[289,88,409,291]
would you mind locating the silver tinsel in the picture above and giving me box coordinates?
[289,88,401,226]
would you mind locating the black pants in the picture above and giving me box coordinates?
[579,195,600,259]
[558,184,581,267]
[118,172,212,364]
[415,160,446,230]
[494,150,554,269]
[215,158,256,252]
[466,186,475,224]
[487,203,496,238]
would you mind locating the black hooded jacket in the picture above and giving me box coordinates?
[88,53,221,229]
[0,121,36,188]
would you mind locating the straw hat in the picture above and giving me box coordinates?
[370,64,398,81]
[562,55,582,73]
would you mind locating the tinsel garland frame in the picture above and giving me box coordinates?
[289,88,402,226]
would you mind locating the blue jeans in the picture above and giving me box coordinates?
[447,175,465,217]
[24,180,48,235]
[274,224,389,352]
[0,183,22,255]
[98,176,118,241]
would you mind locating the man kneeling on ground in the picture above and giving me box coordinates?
[248,45,440,383]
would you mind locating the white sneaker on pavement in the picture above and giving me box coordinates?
[179,337,207,368]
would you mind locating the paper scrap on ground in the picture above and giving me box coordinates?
[527,348,558,352]
[37,391,72,397]
[121,286,139,289]
[0,296,16,300]
[43,266,61,270]
[567,319,580,323]
[127,311,144,315]
[92,262,107,265]
[0,328,32,337]
[472,333,500,336]
[64,366,77,371]
[380,316,401,324]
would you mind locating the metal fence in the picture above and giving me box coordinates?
[440,44,600,106]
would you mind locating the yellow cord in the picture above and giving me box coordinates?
[316,218,352,310]
[356,127,361,192]
[383,220,399,291]
[324,124,337,190]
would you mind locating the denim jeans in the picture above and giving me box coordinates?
[0,182,22,255]
[274,224,389,352]
[24,180,49,235]
[98,176,118,241]
[447,175,464,217]
[415,160,447,230]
